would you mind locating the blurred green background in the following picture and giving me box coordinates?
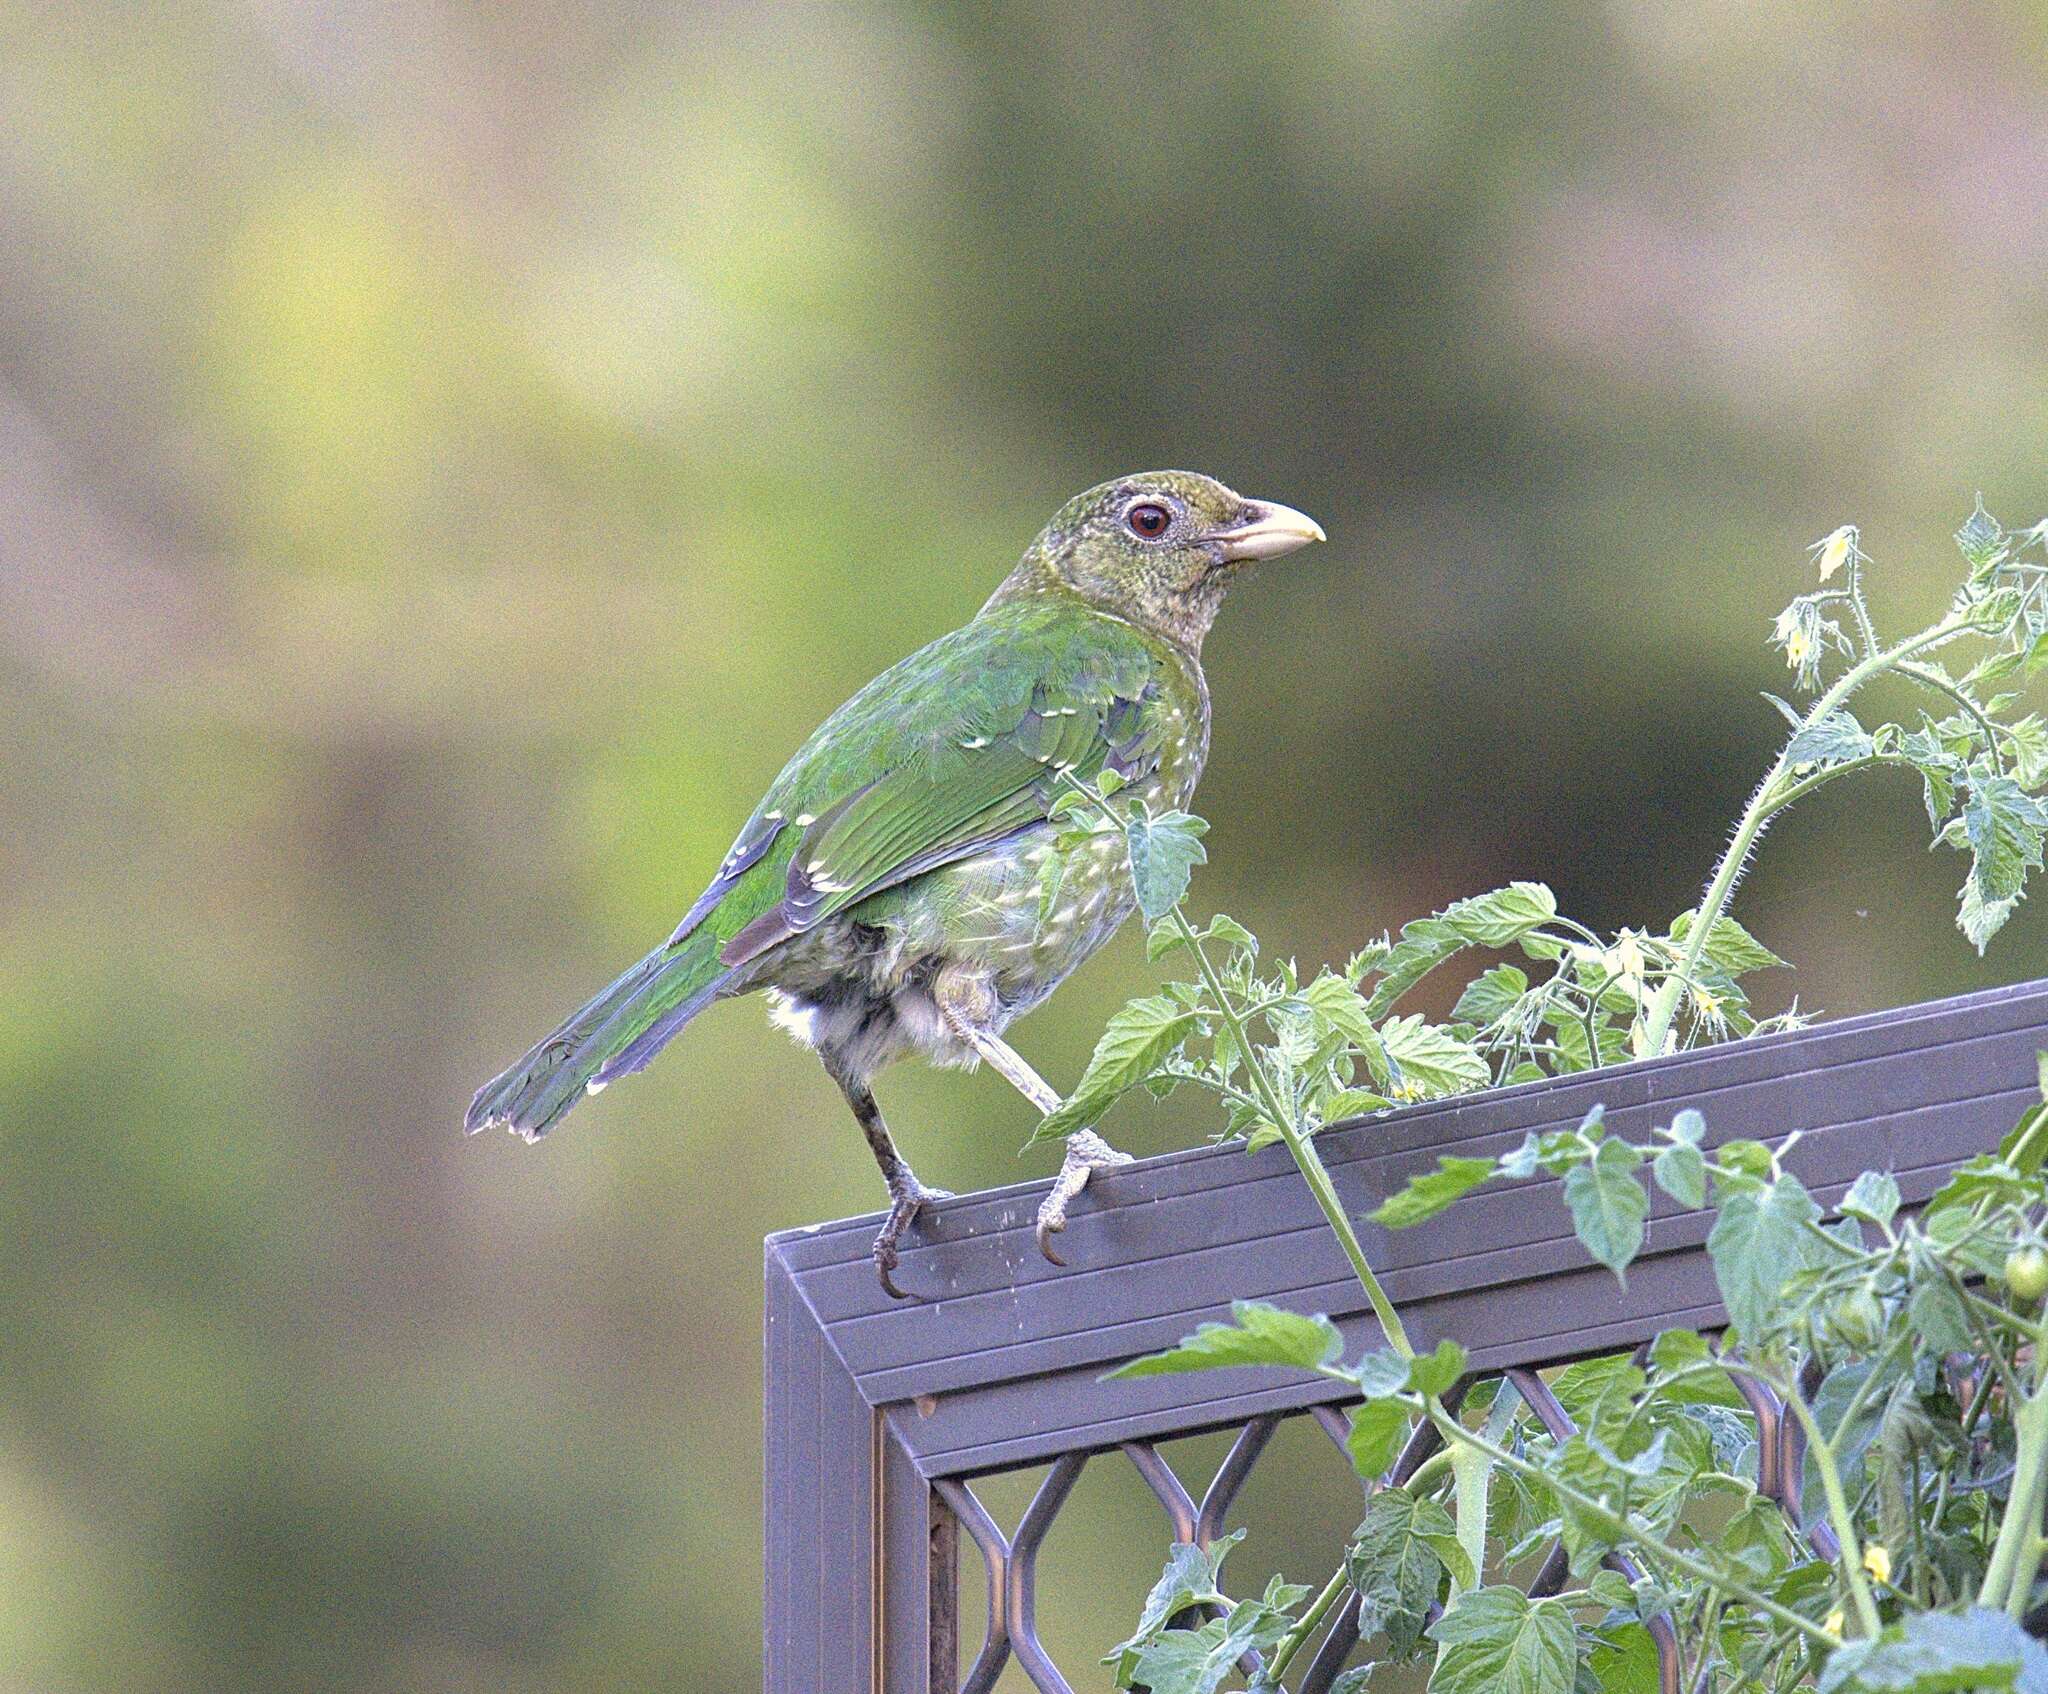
[5,2,2048,1688]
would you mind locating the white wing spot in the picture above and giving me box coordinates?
[795,812,816,826]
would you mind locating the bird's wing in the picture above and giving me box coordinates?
[684,604,1171,969]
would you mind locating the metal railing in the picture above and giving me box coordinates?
[763,976,2048,1693]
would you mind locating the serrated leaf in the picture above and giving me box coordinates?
[1380,1014,1489,1098]
[1353,1348,1413,1398]
[1408,1338,1469,1399]
[1441,882,1559,947]
[1816,1604,2048,1694]
[1104,1531,1245,1683]
[1107,1300,1343,1379]
[1370,1155,1498,1229]
[1028,994,1199,1144]
[1123,808,1210,922]
[1962,774,2048,902]
[1958,875,2023,953]
[1346,1399,1412,1483]
[1426,1586,1577,1694]
[1841,1170,1901,1229]
[1786,709,1874,767]
[2007,715,2048,789]
[1707,1173,1830,1341]
[1453,963,1530,1025]
[1670,909,1790,975]
[1359,916,1469,1018]
[1564,1135,1649,1281]
[1349,1489,1463,1657]
[1318,1088,1392,1127]
[1955,497,2008,572]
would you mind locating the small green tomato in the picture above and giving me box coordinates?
[2005,1247,2048,1304]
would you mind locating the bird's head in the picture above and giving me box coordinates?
[987,471,1325,651]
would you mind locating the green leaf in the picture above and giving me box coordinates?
[1318,1088,1393,1127]
[1408,1339,1469,1399]
[1670,909,1790,975]
[1955,496,2007,572]
[1564,1135,1649,1281]
[1453,964,1530,1026]
[1123,808,1210,922]
[1348,1488,1463,1656]
[1353,1348,1413,1398]
[1303,972,1389,1079]
[1706,1173,1829,1341]
[1800,1354,1905,1524]
[1786,709,1874,767]
[1652,1141,1708,1209]
[2007,715,2048,789]
[1958,872,2024,954]
[1104,1532,1244,1684]
[1963,774,2048,902]
[2000,1069,2048,1174]
[1370,1155,1498,1228]
[1358,916,1469,1017]
[1426,1586,1577,1694]
[1117,1599,1296,1694]
[1346,1399,1413,1483]
[1380,1014,1489,1098]
[1107,1300,1343,1379]
[1646,1328,1746,1406]
[1441,882,1559,947]
[1925,1153,2032,1221]
[1841,1170,1902,1229]
[1028,993,1199,1145]
[1817,1605,2048,1693]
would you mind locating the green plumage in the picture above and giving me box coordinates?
[466,470,1323,1267]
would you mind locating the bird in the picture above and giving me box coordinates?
[466,471,1325,1296]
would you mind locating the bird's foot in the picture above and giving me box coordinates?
[1035,1129,1135,1266]
[871,1179,953,1300]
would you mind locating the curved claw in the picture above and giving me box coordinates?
[1035,1217,1067,1267]
[875,1251,911,1301]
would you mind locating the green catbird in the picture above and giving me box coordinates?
[467,472,1324,1295]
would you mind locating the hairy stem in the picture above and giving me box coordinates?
[1641,611,1973,1055]
[1170,905,1416,1358]
[1262,1562,1349,1686]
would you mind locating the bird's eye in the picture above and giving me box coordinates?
[1126,502,1171,539]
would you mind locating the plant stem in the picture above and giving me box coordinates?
[1169,907,1417,1358]
[1417,1402,1839,1647]
[1450,1440,1491,1597]
[1780,1383,1885,1636]
[1263,1562,1349,1685]
[1981,1345,2048,1616]
[1641,612,1972,1055]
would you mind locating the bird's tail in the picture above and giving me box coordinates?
[465,928,735,1141]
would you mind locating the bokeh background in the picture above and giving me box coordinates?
[6,2,2048,1688]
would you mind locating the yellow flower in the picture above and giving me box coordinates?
[1863,1543,1892,1586]
[1785,626,1812,670]
[1812,525,1856,581]
[1823,1608,1845,1639]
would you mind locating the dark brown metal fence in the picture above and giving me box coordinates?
[764,976,2048,1693]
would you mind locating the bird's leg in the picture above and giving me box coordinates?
[1031,1128,1135,1266]
[830,1069,950,1301]
[939,1001,1133,1267]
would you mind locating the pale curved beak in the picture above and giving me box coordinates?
[1211,499,1327,562]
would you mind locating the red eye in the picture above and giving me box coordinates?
[1126,502,1170,538]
